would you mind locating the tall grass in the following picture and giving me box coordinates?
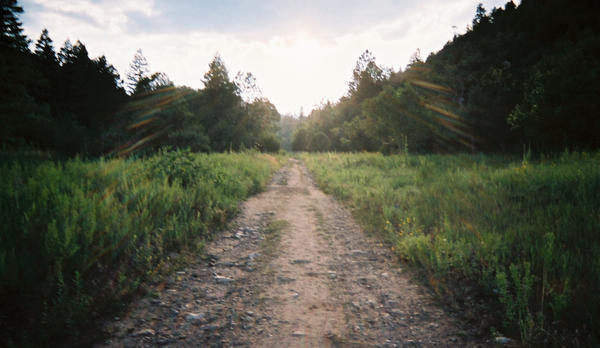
[0,149,282,345]
[303,151,600,346]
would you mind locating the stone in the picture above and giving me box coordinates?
[277,276,296,284]
[350,250,368,256]
[157,338,176,345]
[291,259,311,264]
[248,252,261,260]
[132,328,155,337]
[185,312,206,323]
[214,275,235,284]
[292,331,305,337]
[200,325,220,331]
[495,337,513,344]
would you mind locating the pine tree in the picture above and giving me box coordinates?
[34,28,57,64]
[58,39,75,65]
[0,0,29,51]
[126,49,149,95]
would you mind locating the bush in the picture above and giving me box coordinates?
[261,133,281,153]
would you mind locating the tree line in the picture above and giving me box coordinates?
[289,0,600,154]
[0,0,281,157]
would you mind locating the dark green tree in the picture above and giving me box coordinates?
[197,54,244,151]
[34,28,56,64]
[0,0,47,148]
[0,0,29,51]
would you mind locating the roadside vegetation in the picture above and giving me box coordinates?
[303,151,600,346]
[0,149,283,346]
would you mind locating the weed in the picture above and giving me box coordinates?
[303,151,600,345]
[0,149,283,345]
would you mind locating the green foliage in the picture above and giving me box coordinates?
[304,151,600,345]
[0,150,281,345]
[260,133,281,152]
[2,2,281,157]
[290,1,600,154]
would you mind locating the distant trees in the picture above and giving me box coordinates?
[117,53,280,155]
[7,0,598,155]
[292,0,600,154]
[277,115,302,151]
[1,0,281,156]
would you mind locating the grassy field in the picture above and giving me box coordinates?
[303,151,600,345]
[0,149,283,345]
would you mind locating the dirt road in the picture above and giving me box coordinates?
[99,159,485,347]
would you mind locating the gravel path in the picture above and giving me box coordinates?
[98,159,487,347]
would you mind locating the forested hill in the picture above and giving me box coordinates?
[289,0,600,154]
[0,1,281,157]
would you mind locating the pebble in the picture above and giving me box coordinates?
[248,252,261,260]
[214,275,235,284]
[350,250,368,256]
[277,276,296,284]
[200,325,220,331]
[291,259,311,264]
[185,312,206,323]
[292,331,305,337]
[132,328,155,337]
[495,336,513,344]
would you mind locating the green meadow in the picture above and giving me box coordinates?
[0,150,282,344]
[303,151,600,345]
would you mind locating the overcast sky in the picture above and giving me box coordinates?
[21,0,511,115]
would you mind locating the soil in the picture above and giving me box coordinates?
[98,159,489,347]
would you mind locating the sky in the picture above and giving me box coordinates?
[21,0,511,115]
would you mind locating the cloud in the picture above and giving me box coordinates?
[27,0,158,32]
